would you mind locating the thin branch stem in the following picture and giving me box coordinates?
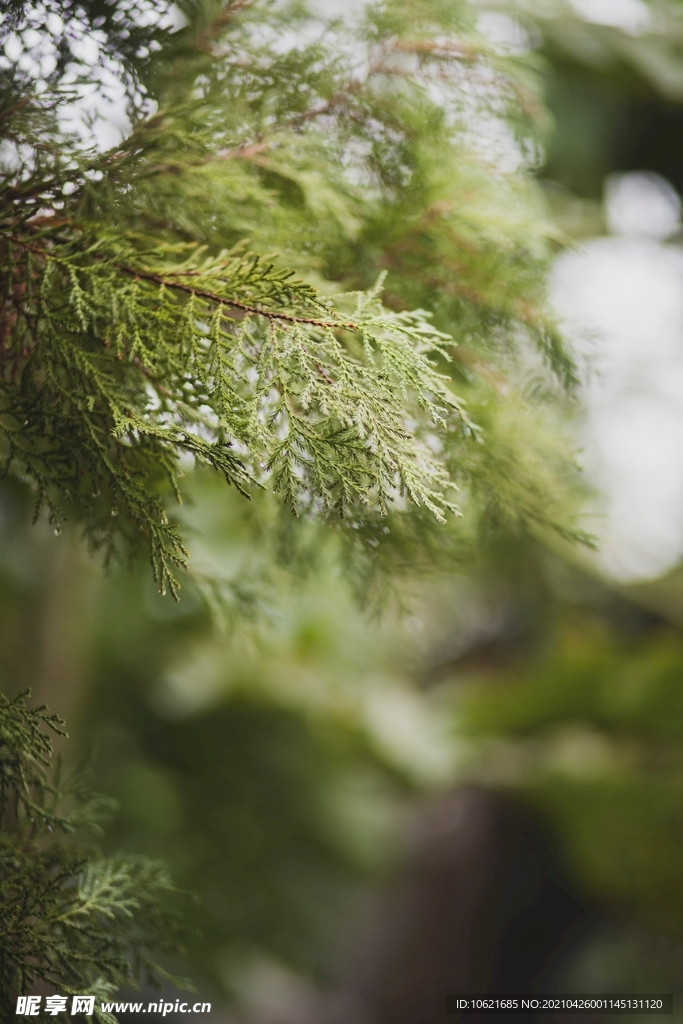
[5,234,360,332]
[117,265,359,331]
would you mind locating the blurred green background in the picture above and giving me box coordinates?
[9,0,683,1019]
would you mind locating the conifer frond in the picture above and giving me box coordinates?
[0,691,188,1022]
[0,0,581,595]
[0,227,471,595]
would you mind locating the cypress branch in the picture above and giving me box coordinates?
[0,0,582,597]
[0,690,189,1023]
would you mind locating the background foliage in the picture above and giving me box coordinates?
[0,0,583,602]
[6,0,683,1018]
[0,686,188,1024]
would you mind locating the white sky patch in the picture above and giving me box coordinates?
[59,63,133,152]
[605,171,681,240]
[160,5,189,32]
[477,11,533,54]
[306,0,369,16]
[470,110,530,173]
[1,1,165,153]
[551,173,683,582]
[568,0,651,34]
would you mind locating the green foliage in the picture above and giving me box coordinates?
[489,0,683,204]
[0,689,188,1023]
[2,229,470,596]
[479,637,683,928]
[0,0,582,598]
[0,483,454,1002]
[448,555,683,941]
[0,0,608,1012]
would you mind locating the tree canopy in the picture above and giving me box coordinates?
[0,0,583,599]
[0,0,602,1013]
[0,689,188,1023]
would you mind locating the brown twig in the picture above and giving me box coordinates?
[117,265,359,331]
[5,234,361,332]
